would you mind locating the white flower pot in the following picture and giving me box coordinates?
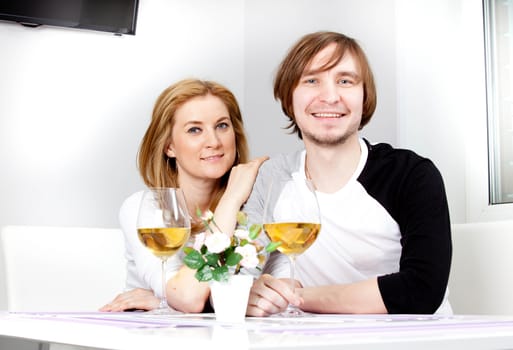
[210,274,253,323]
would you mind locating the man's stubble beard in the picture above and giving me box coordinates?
[302,128,357,147]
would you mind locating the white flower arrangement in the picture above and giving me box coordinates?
[183,209,279,282]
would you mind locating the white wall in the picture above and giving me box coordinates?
[0,0,245,228]
[395,0,468,222]
[395,0,513,222]
[243,0,397,157]
[0,0,511,231]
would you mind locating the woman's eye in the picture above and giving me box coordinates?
[187,127,201,134]
[305,78,317,84]
[217,122,230,130]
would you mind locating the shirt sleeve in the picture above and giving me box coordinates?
[376,160,452,314]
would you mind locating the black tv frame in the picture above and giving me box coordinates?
[0,0,140,35]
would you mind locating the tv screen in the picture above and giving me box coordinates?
[0,0,139,35]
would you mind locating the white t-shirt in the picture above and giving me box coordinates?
[244,138,452,314]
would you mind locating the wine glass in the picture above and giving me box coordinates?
[137,188,191,314]
[262,173,321,317]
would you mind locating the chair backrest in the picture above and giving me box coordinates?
[449,220,513,315]
[0,225,126,311]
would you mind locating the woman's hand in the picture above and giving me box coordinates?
[99,288,159,312]
[214,156,268,234]
[224,156,269,207]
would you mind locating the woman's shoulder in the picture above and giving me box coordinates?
[119,190,144,226]
[121,190,144,210]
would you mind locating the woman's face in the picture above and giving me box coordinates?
[166,94,236,183]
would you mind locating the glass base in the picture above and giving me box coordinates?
[145,306,182,315]
[273,304,305,317]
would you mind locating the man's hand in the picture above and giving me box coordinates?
[246,274,302,316]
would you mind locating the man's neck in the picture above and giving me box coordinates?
[304,135,362,193]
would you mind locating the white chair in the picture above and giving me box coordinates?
[0,225,126,312]
[449,220,513,315]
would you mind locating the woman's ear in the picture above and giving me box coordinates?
[165,144,176,158]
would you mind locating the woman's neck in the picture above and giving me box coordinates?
[178,177,219,216]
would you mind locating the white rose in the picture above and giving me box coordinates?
[235,244,259,269]
[234,228,251,241]
[193,232,206,251]
[204,232,231,253]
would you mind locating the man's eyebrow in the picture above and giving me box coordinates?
[335,71,361,80]
[301,69,361,79]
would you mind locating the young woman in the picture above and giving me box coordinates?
[101,79,267,313]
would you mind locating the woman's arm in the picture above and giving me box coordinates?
[166,156,269,312]
[213,156,269,233]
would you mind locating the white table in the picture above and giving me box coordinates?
[2,311,513,349]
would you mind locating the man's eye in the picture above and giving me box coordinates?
[338,79,354,86]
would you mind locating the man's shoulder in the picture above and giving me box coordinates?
[361,141,439,182]
[261,149,303,172]
[364,139,425,162]
[363,139,436,174]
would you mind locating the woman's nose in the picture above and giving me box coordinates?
[205,129,221,148]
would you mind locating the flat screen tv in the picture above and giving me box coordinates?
[0,0,139,35]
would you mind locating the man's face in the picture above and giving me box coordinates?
[292,43,364,146]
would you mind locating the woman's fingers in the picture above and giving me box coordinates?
[99,288,159,312]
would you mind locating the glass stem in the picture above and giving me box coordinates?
[160,258,168,309]
[289,255,297,294]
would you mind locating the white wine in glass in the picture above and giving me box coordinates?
[137,188,191,313]
[263,222,320,256]
[263,174,321,317]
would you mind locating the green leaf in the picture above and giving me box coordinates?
[204,252,219,266]
[183,246,193,255]
[196,265,213,282]
[225,251,243,266]
[183,250,205,269]
[265,241,282,252]
[212,266,229,282]
[249,223,262,240]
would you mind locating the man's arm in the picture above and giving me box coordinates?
[298,277,387,314]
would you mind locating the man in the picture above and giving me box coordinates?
[244,31,452,316]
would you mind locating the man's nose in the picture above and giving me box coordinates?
[318,81,340,104]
